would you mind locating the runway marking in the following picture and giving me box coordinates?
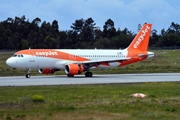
[0,73,180,86]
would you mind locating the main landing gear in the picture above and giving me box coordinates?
[66,71,93,77]
[26,69,31,78]
[85,71,93,77]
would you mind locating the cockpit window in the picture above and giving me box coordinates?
[12,54,24,57]
[12,54,17,57]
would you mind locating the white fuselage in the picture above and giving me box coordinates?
[6,49,131,69]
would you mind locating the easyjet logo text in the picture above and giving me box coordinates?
[133,25,150,48]
[35,51,58,56]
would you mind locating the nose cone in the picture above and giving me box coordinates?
[6,58,14,67]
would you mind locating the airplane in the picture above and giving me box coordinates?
[6,23,154,78]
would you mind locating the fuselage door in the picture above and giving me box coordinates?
[127,51,132,61]
[29,51,35,62]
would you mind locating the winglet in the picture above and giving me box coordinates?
[127,23,152,51]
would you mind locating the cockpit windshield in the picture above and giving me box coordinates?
[12,54,17,57]
[12,54,24,57]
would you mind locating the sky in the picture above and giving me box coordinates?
[0,0,180,33]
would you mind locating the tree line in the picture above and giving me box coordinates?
[0,15,180,50]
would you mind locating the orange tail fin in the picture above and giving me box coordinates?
[127,23,152,51]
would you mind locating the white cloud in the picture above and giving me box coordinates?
[0,0,180,33]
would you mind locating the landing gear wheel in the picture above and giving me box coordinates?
[85,72,93,77]
[26,74,31,78]
[67,74,74,77]
[25,69,31,78]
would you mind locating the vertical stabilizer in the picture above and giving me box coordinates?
[127,23,152,51]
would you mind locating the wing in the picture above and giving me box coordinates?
[81,57,131,64]
[64,57,131,68]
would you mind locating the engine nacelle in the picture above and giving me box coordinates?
[65,64,84,75]
[38,68,58,74]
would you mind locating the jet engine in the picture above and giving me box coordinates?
[38,68,59,74]
[65,64,84,75]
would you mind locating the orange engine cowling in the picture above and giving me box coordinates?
[38,68,57,74]
[65,64,84,75]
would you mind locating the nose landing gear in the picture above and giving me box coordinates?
[26,69,31,78]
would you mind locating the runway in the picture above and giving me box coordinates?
[0,73,180,86]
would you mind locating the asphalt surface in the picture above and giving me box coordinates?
[0,73,180,86]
